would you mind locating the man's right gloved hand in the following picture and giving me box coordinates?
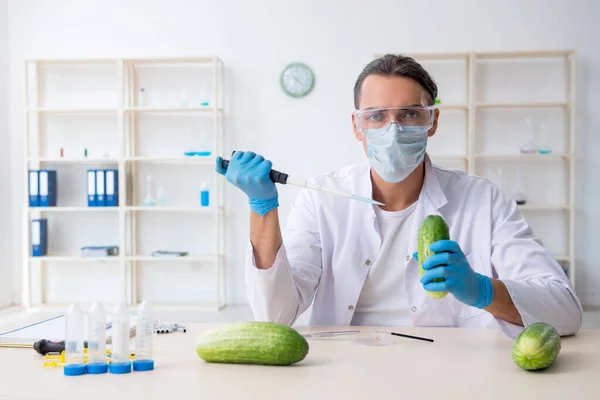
[215,151,279,216]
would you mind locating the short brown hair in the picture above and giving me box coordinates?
[353,54,438,108]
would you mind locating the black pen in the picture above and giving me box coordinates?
[375,331,434,343]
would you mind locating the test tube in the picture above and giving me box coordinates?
[109,303,131,374]
[133,300,155,371]
[86,302,108,374]
[64,303,86,376]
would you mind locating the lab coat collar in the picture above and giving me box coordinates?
[357,152,448,211]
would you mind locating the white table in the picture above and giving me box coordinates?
[1,325,599,399]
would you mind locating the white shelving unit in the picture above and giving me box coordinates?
[375,50,577,286]
[23,57,226,309]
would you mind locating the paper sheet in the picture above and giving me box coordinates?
[0,314,137,344]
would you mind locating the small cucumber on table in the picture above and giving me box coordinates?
[196,321,309,366]
[512,322,561,371]
[418,215,450,299]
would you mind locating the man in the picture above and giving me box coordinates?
[216,54,582,339]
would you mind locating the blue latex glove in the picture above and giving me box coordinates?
[417,240,493,309]
[215,151,279,216]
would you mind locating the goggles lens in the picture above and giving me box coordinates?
[355,106,435,134]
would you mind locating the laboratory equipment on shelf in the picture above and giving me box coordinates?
[64,303,86,376]
[520,117,537,154]
[538,122,553,154]
[133,300,155,371]
[86,302,108,374]
[142,176,156,206]
[219,157,383,206]
[156,186,166,206]
[200,182,210,207]
[512,168,527,205]
[109,303,132,374]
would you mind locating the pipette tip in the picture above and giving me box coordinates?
[351,194,385,206]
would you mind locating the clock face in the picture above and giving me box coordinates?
[280,63,315,98]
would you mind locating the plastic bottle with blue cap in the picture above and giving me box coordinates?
[64,303,86,376]
[109,303,132,374]
[133,300,155,371]
[86,302,108,374]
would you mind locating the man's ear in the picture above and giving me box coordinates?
[352,113,362,141]
[428,108,440,138]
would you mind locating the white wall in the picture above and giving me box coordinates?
[7,0,600,306]
[0,0,11,308]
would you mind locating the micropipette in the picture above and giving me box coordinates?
[219,158,384,206]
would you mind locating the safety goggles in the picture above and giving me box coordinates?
[353,105,436,135]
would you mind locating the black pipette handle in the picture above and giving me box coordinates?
[220,157,289,185]
[33,339,89,355]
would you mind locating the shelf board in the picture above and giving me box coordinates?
[554,256,571,263]
[518,204,572,211]
[29,256,120,263]
[27,157,118,164]
[125,106,221,113]
[475,102,568,109]
[475,50,572,60]
[125,206,219,213]
[126,156,214,164]
[386,52,471,60]
[430,155,468,161]
[27,108,117,114]
[128,255,219,263]
[435,104,468,110]
[28,206,119,212]
[474,153,571,161]
[125,56,220,64]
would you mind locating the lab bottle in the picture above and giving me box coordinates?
[64,303,86,376]
[156,186,166,206]
[133,300,155,371]
[538,123,553,154]
[199,84,210,107]
[86,302,108,374]
[200,182,210,207]
[512,168,527,205]
[109,303,132,374]
[142,176,156,206]
[520,118,537,154]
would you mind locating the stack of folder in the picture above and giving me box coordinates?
[28,170,57,207]
[87,169,118,207]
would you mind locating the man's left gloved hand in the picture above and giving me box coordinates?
[415,240,493,309]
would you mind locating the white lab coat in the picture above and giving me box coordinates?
[245,154,582,339]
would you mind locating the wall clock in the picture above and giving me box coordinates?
[280,62,315,98]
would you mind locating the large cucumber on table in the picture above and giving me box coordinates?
[195,321,309,366]
[418,215,450,299]
[512,322,561,371]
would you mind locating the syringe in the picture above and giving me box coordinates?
[219,158,384,206]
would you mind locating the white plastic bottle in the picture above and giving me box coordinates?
[133,300,155,371]
[86,302,108,374]
[64,303,86,376]
[109,303,131,374]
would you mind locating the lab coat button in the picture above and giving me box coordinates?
[348,305,354,311]
[405,254,410,261]
[411,306,417,312]
[365,259,371,266]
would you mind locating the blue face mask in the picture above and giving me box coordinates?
[365,124,428,183]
